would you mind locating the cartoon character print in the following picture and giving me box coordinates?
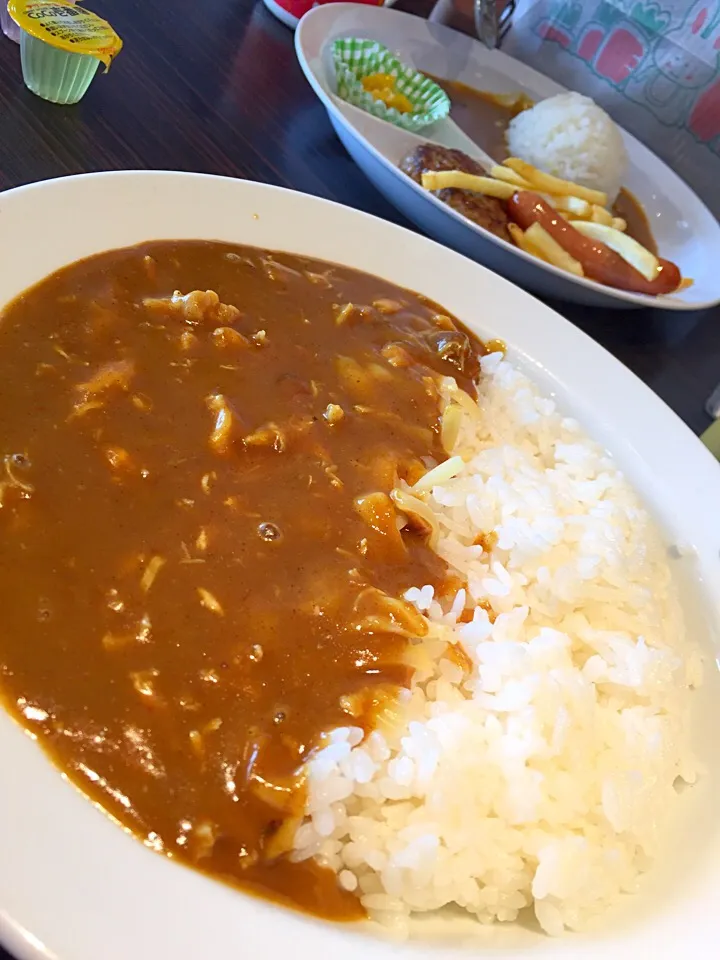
[532,0,720,152]
[689,75,720,148]
[533,0,581,50]
[623,0,720,133]
[534,1,654,85]
[575,19,648,85]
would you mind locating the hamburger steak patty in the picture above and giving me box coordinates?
[400,144,511,242]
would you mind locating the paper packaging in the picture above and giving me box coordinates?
[332,38,451,132]
[501,0,720,220]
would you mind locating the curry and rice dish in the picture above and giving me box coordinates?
[0,242,699,935]
[402,82,685,295]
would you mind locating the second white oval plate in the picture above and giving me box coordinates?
[295,3,720,311]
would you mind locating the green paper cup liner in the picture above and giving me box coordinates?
[332,38,450,133]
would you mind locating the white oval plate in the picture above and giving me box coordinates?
[0,171,719,960]
[295,3,720,311]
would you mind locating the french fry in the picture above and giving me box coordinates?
[553,195,592,218]
[507,222,549,261]
[676,277,694,291]
[525,222,585,277]
[420,170,517,199]
[590,204,614,226]
[507,222,525,247]
[504,158,607,206]
[571,221,659,281]
[611,217,627,232]
[490,165,536,189]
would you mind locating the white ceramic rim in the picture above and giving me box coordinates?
[295,2,720,312]
[0,171,718,960]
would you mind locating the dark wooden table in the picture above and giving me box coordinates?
[0,1,717,956]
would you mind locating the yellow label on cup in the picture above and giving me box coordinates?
[8,1,122,69]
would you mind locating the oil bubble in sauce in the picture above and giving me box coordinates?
[258,522,282,542]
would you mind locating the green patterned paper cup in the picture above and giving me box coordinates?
[332,38,450,133]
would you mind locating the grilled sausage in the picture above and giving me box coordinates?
[508,192,682,295]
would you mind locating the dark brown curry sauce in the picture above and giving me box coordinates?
[428,75,656,252]
[428,74,532,162]
[0,241,485,919]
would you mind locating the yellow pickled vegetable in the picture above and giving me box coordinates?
[361,73,413,114]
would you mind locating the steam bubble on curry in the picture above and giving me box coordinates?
[0,241,699,935]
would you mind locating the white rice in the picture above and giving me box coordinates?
[507,92,628,203]
[292,353,700,936]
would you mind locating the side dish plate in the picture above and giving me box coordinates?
[295,3,720,311]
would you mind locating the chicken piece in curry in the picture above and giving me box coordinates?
[0,241,486,919]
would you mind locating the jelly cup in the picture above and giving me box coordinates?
[3,0,76,45]
[20,32,99,104]
[0,4,20,42]
[8,0,121,105]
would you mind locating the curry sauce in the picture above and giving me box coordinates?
[0,241,484,918]
[428,74,532,161]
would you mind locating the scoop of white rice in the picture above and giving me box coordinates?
[507,92,628,203]
[292,353,700,937]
